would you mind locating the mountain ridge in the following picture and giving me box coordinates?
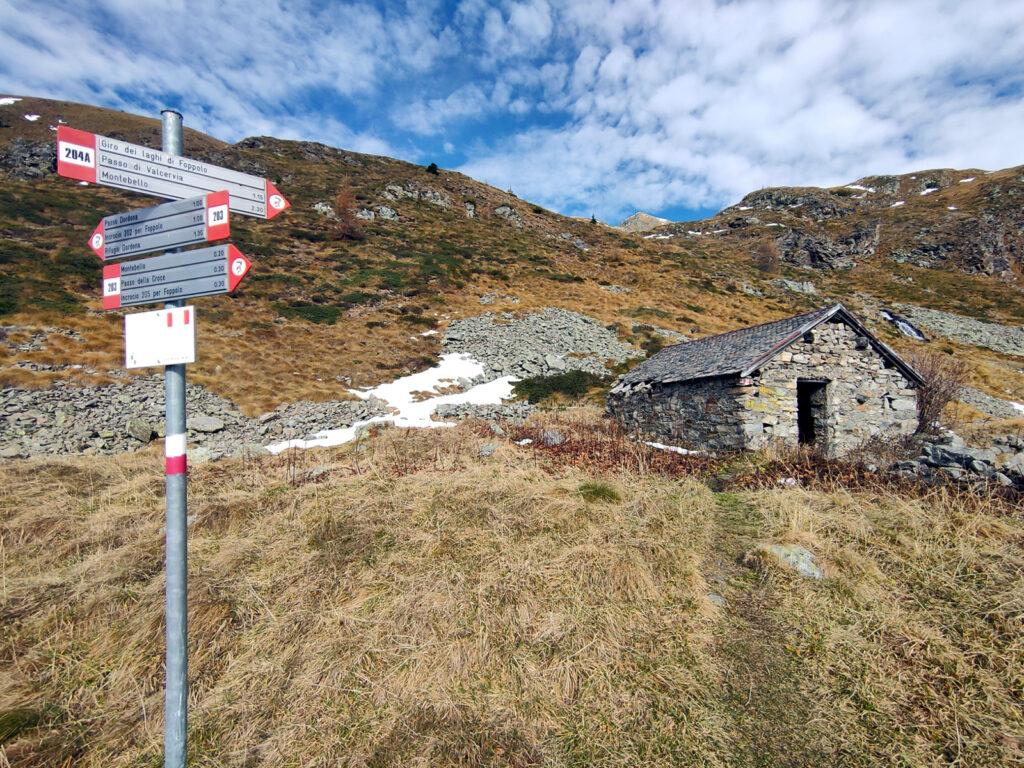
[1,95,1022,421]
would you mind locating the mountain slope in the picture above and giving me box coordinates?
[1,96,1023,420]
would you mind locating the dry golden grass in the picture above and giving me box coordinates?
[1,417,1022,766]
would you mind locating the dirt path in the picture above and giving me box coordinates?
[705,491,831,767]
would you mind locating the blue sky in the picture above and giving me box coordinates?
[2,0,1024,223]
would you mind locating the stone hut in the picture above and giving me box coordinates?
[607,304,923,455]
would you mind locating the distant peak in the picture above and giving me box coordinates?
[619,211,671,233]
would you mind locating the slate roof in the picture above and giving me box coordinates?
[619,303,924,387]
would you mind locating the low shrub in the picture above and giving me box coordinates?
[577,480,621,503]
[273,302,341,324]
[513,370,609,404]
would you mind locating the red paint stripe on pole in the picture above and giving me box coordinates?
[165,455,187,475]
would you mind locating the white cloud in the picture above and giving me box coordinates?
[460,0,1024,221]
[0,0,1022,223]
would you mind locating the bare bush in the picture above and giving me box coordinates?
[333,184,363,240]
[752,241,781,273]
[909,349,969,434]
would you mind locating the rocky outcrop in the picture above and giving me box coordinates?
[775,222,880,269]
[0,138,55,179]
[493,205,524,227]
[619,211,670,233]
[892,431,1024,489]
[443,308,637,380]
[381,182,452,209]
[733,188,856,221]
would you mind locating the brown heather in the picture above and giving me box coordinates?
[1,410,1021,766]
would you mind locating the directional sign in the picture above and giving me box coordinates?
[102,244,251,309]
[57,125,289,219]
[89,191,230,260]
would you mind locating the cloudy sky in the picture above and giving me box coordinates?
[2,0,1023,222]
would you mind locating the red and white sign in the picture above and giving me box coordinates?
[124,305,196,369]
[56,125,289,219]
[87,190,231,261]
[101,244,251,310]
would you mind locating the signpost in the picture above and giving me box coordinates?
[89,191,230,260]
[56,108,287,767]
[56,125,290,219]
[102,244,251,308]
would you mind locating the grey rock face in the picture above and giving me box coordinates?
[493,205,523,227]
[381,182,451,208]
[773,279,818,295]
[775,222,880,269]
[376,206,398,221]
[443,308,638,381]
[0,138,55,179]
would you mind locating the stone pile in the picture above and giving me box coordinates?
[893,431,1024,489]
[443,308,638,380]
[0,377,387,460]
[434,402,534,422]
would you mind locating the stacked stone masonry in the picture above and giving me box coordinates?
[609,318,918,455]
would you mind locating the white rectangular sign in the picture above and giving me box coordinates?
[125,306,196,369]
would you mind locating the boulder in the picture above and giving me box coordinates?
[188,414,225,433]
[125,417,155,443]
[746,544,823,580]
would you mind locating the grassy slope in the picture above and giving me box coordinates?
[1,411,1021,766]
[2,96,1024,419]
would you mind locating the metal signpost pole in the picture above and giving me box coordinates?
[161,108,188,768]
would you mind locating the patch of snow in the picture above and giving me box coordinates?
[644,441,701,456]
[23,114,40,122]
[737,205,752,210]
[788,203,803,208]
[766,222,783,227]
[265,353,518,454]
[845,184,875,192]
[947,205,958,211]
[420,329,438,337]
[515,438,533,446]
[958,177,975,183]
[711,228,727,234]
[880,310,927,341]
[1011,401,1024,414]
[686,230,703,236]
[0,97,21,106]
[920,187,938,195]
[643,233,674,240]
[78,181,89,186]
[890,200,905,207]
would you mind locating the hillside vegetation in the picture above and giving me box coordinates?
[1,411,1022,765]
[1,96,1023,419]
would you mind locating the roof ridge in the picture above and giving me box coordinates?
[678,304,834,347]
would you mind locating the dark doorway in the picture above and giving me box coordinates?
[797,380,828,447]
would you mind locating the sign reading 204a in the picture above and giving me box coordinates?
[56,125,289,220]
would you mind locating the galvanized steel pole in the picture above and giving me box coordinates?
[161,108,188,768]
